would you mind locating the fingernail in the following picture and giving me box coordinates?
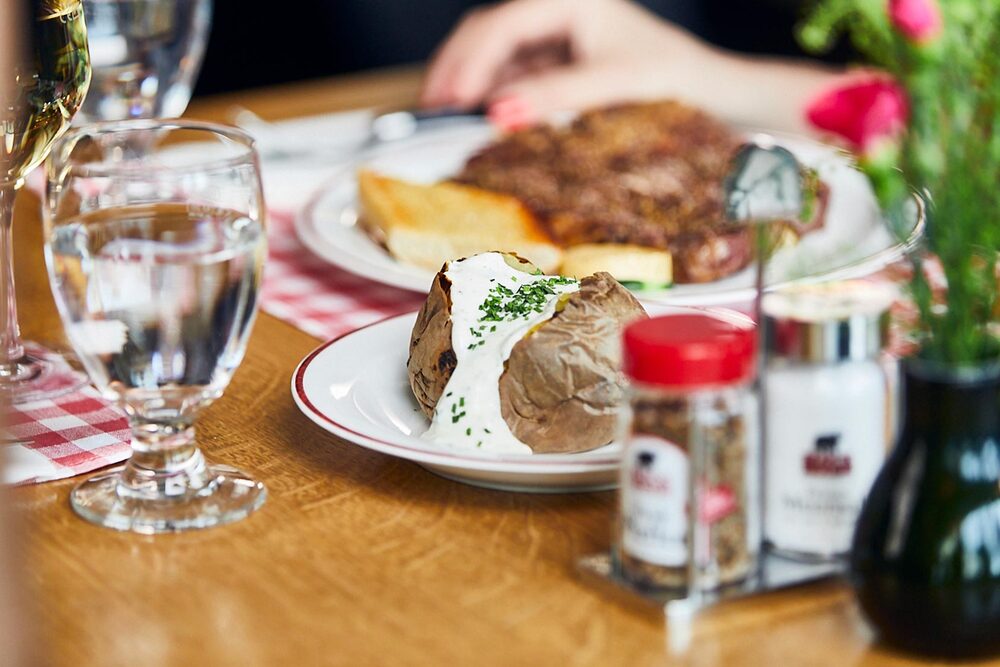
[488,95,537,132]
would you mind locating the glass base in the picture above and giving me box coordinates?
[0,342,88,404]
[70,463,266,534]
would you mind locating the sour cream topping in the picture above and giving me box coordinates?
[422,252,580,454]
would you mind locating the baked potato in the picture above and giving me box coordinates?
[408,252,647,454]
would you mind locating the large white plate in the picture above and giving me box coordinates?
[292,311,628,493]
[296,121,922,305]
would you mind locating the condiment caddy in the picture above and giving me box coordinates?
[576,550,844,613]
[579,282,896,620]
[579,308,849,621]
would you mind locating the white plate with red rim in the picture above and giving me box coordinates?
[292,311,628,492]
[291,301,739,492]
[295,121,923,307]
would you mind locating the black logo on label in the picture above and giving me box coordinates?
[803,434,852,476]
[631,449,669,492]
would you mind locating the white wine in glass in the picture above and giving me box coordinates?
[0,0,91,402]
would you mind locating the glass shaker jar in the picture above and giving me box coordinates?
[616,311,758,592]
[763,280,896,560]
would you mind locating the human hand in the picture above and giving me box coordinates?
[421,0,722,127]
[422,0,844,134]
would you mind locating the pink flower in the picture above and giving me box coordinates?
[805,77,909,155]
[888,0,942,44]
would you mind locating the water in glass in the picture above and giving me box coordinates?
[48,202,263,420]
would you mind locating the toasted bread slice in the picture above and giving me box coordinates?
[560,243,673,289]
[357,170,562,273]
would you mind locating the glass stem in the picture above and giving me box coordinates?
[0,186,24,378]
[118,418,213,500]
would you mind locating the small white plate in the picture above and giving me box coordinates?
[291,311,624,493]
[295,123,922,305]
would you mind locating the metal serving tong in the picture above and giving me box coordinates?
[721,136,805,614]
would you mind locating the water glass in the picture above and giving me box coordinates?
[78,0,211,122]
[44,120,266,533]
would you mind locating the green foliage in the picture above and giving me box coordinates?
[801,0,1000,363]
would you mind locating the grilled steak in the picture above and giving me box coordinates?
[456,101,825,284]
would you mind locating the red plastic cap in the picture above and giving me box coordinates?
[623,311,757,388]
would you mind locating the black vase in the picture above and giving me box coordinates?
[850,359,1000,658]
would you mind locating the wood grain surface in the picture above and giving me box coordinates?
[8,66,990,667]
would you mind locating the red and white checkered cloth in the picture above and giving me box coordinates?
[260,210,425,339]
[3,385,130,485]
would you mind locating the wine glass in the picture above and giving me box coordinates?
[77,0,212,123]
[44,119,267,533]
[0,0,91,403]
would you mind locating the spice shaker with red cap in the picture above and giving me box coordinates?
[616,310,759,592]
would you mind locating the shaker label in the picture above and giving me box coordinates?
[621,435,687,566]
[765,363,886,555]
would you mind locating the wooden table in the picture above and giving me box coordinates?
[9,66,979,667]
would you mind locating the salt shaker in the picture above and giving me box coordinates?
[763,280,896,560]
[617,311,759,592]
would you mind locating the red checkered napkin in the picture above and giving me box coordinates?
[3,386,131,486]
[260,211,425,340]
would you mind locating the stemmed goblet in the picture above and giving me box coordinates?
[44,120,267,532]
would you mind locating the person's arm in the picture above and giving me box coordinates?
[689,50,845,135]
[421,0,843,134]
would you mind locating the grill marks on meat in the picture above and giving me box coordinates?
[455,101,751,283]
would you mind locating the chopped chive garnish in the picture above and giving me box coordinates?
[459,396,465,407]
[466,427,472,436]
[477,276,577,323]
